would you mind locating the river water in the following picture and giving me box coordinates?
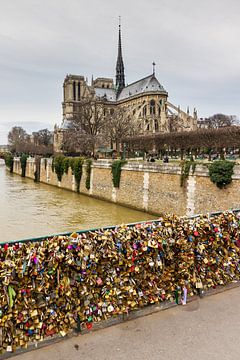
[0,160,156,242]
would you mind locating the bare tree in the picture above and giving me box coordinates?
[63,99,105,155]
[104,107,138,152]
[123,126,240,158]
[33,129,53,146]
[204,114,235,129]
[8,126,53,155]
[8,126,29,153]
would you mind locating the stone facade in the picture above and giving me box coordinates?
[12,158,240,216]
[54,25,198,153]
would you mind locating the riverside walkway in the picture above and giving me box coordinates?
[11,286,240,360]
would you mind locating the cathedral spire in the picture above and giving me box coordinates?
[116,17,125,98]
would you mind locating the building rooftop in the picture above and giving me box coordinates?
[95,87,116,101]
[117,74,167,101]
[94,74,167,102]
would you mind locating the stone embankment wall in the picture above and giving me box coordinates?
[13,158,240,216]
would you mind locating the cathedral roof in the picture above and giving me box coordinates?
[117,74,167,101]
[94,87,116,101]
[93,74,167,103]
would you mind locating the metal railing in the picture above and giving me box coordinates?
[1,208,240,246]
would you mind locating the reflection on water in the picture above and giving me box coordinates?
[0,160,156,242]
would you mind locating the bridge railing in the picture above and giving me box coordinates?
[1,208,240,245]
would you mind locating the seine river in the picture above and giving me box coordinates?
[0,160,156,242]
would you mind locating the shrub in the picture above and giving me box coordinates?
[73,157,84,192]
[85,159,92,190]
[180,160,196,187]
[209,160,235,188]
[63,158,70,174]
[111,160,126,188]
[69,158,75,173]
[20,154,28,177]
[54,155,65,182]
[4,153,14,173]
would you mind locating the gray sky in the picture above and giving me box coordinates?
[0,0,240,144]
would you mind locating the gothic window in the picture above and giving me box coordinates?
[158,105,161,116]
[143,105,147,117]
[73,81,76,101]
[150,99,155,116]
[145,120,150,131]
[110,108,114,115]
[78,82,81,100]
[155,119,159,131]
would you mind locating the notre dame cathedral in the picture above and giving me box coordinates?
[54,24,198,153]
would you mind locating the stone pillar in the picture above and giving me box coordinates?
[186,176,196,216]
[143,172,149,210]
[75,82,78,101]
[63,83,66,102]
[90,167,93,195]
[47,161,50,182]
[160,100,168,131]
[67,80,73,100]
[112,187,117,203]
[72,173,75,191]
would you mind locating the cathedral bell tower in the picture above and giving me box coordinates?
[115,21,125,98]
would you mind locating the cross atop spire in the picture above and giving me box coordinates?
[152,61,156,75]
[116,17,125,98]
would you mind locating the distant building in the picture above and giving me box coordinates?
[0,144,9,153]
[54,24,198,153]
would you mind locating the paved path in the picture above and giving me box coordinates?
[11,287,240,360]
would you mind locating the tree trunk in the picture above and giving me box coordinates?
[181,149,184,160]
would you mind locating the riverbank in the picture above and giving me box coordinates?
[11,157,240,216]
[0,164,155,242]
